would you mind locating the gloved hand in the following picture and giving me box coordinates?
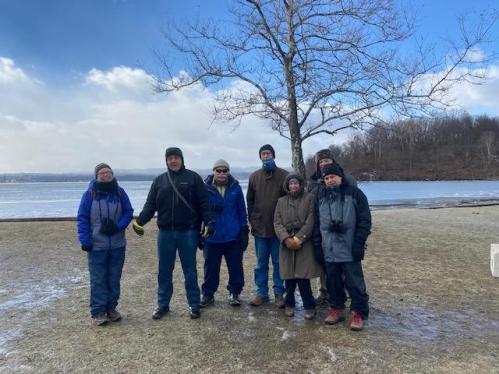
[352,242,365,262]
[238,227,249,252]
[201,221,215,237]
[132,219,145,236]
[81,243,93,252]
[198,235,205,251]
[284,237,301,251]
[314,245,325,264]
[100,218,119,236]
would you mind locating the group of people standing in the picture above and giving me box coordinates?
[76,144,371,331]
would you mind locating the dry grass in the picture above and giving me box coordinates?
[1,206,499,373]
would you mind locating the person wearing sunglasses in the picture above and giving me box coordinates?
[200,159,249,307]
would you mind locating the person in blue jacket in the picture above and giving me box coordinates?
[200,159,249,307]
[77,163,134,326]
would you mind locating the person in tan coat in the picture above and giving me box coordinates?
[274,173,323,320]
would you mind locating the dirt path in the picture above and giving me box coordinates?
[1,206,499,373]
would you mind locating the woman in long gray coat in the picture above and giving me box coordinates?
[274,173,323,320]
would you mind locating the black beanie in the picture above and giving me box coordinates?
[94,163,113,178]
[321,163,344,179]
[259,144,275,159]
[165,147,184,160]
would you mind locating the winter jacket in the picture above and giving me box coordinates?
[77,179,134,251]
[204,174,248,244]
[137,167,211,230]
[247,166,288,238]
[313,180,371,263]
[274,173,323,280]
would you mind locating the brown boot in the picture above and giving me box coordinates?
[250,294,270,306]
[275,294,285,309]
[304,309,316,320]
[324,307,345,325]
[349,311,364,331]
[284,306,294,317]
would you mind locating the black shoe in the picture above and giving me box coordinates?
[190,307,201,319]
[228,293,241,307]
[152,306,170,320]
[200,295,214,308]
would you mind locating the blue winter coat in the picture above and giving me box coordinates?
[204,175,248,244]
[77,179,134,250]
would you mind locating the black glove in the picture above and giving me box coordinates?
[238,227,249,252]
[202,221,215,237]
[198,235,205,251]
[100,218,119,236]
[81,244,93,252]
[314,245,325,265]
[352,242,365,262]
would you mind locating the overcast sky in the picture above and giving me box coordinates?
[0,0,498,173]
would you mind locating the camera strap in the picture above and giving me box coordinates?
[167,171,195,214]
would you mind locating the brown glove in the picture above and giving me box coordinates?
[284,237,301,251]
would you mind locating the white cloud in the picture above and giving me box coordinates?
[0,56,498,173]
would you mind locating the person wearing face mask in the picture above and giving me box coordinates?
[246,144,288,308]
[273,174,322,320]
[200,159,249,308]
[77,163,134,326]
[312,163,371,331]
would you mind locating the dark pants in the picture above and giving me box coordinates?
[88,247,126,317]
[284,278,316,310]
[202,240,245,297]
[157,229,200,309]
[325,261,369,319]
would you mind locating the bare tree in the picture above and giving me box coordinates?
[156,0,496,174]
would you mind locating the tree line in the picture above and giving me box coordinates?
[306,114,499,181]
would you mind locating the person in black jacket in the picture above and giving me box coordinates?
[132,147,212,320]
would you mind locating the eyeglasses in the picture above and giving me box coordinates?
[215,169,229,174]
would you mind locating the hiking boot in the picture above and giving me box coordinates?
[250,295,270,306]
[92,313,109,326]
[152,306,170,320]
[228,293,241,307]
[349,311,364,331]
[315,290,328,305]
[325,307,345,325]
[189,307,201,319]
[284,306,294,317]
[304,309,316,320]
[107,309,122,322]
[200,295,215,308]
[275,294,285,309]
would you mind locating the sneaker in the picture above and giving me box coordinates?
[152,306,170,320]
[304,309,316,320]
[107,309,122,322]
[349,311,364,331]
[189,307,201,319]
[275,294,285,309]
[92,313,109,326]
[200,295,215,308]
[249,295,270,306]
[315,291,328,305]
[324,306,345,325]
[284,306,294,317]
[228,293,241,307]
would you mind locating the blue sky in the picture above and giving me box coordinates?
[0,0,498,172]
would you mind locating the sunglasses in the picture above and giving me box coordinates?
[215,169,229,174]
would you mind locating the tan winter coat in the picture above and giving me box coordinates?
[274,174,323,280]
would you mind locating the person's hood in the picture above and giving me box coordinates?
[283,172,305,196]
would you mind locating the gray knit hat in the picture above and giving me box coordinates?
[94,163,113,178]
[212,159,230,171]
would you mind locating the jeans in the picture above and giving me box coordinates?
[325,261,369,319]
[202,240,244,297]
[284,278,316,310]
[157,229,200,309]
[88,247,126,317]
[254,236,284,297]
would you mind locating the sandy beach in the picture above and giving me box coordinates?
[1,206,499,373]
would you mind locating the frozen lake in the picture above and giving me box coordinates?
[0,180,498,219]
